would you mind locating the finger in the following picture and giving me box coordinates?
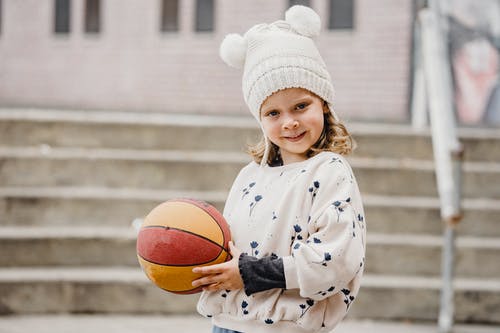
[203,282,222,292]
[192,275,220,288]
[192,263,224,275]
[226,241,234,260]
[230,241,239,251]
[228,241,240,256]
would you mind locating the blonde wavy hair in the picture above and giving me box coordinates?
[247,101,356,166]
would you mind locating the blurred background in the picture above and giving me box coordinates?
[0,0,499,332]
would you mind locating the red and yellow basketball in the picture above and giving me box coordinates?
[136,198,231,294]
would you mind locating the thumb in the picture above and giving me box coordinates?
[228,241,239,256]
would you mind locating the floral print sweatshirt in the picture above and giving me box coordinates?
[197,152,366,333]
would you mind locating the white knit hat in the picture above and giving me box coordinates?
[219,5,337,165]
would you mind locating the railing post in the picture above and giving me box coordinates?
[439,147,464,332]
[419,3,464,332]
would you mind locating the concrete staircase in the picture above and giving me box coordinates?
[1,108,499,323]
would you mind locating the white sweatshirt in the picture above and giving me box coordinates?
[197,151,366,333]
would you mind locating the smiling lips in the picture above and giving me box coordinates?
[284,131,306,142]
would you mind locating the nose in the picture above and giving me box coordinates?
[283,115,299,130]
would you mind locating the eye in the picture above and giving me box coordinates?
[265,110,279,117]
[295,103,308,110]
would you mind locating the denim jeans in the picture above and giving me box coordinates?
[212,325,243,333]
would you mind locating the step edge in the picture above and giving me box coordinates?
[2,108,499,139]
[0,108,258,129]
[1,188,499,210]
[0,226,138,239]
[0,147,250,163]
[0,268,499,291]
[2,147,500,172]
[3,227,498,250]
[368,233,500,249]
[0,187,229,202]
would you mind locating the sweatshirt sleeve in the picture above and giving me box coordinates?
[238,253,286,296]
[282,159,366,301]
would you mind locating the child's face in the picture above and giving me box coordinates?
[260,88,326,165]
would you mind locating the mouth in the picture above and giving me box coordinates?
[284,132,306,142]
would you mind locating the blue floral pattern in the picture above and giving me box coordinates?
[299,299,315,318]
[290,224,303,246]
[308,181,320,204]
[312,250,332,266]
[241,300,249,315]
[316,286,336,297]
[242,182,256,200]
[250,241,259,256]
[329,156,342,165]
[332,197,351,223]
[351,212,365,238]
[341,288,355,310]
[249,195,263,216]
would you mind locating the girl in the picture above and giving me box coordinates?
[192,6,366,333]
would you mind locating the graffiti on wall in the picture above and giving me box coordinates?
[447,0,500,126]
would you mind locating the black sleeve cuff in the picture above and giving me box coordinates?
[238,253,286,296]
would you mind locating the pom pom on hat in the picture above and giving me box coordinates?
[285,5,321,37]
[219,33,247,69]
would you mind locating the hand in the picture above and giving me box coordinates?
[192,241,244,292]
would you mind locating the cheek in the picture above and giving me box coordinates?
[261,121,277,138]
[308,113,325,133]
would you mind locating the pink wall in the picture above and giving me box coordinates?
[0,0,412,121]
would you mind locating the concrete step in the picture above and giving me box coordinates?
[352,157,500,198]
[351,123,500,162]
[0,109,259,152]
[1,227,499,279]
[0,227,138,267]
[1,147,500,198]
[362,195,500,237]
[0,315,212,333]
[351,275,500,324]
[0,267,498,324]
[2,108,500,162]
[0,267,197,315]
[0,148,244,192]
[1,316,499,333]
[1,187,499,237]
[366,234,500,278]
[0,187,226,225]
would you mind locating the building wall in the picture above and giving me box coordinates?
[0,0,413,121]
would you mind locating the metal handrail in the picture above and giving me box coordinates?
[418,2,464,332]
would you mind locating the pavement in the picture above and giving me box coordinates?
[0,315,499,333]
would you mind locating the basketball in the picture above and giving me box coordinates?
[136,198,232,294]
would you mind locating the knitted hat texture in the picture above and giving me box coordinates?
[219,5,337,165]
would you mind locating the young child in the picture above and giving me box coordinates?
[192,5,366,333]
